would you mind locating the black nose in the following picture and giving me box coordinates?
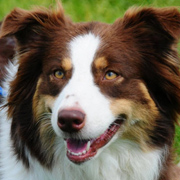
[58,109,85,133]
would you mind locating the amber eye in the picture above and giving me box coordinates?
[54,70,64,79]
[104,71,118,80]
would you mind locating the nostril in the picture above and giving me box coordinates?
[58,109,85,133]
[74,119,82,125]
[59,119,65,125]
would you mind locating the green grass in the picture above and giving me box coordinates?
[0,0,179,22]
[0,0,179,162]
[175,125,180,163]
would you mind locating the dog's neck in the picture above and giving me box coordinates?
[49,140,165,180]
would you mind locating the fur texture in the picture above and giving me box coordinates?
[0,3,180,180]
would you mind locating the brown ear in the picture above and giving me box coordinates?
[0,3,66,45]
[0,8,32,37]
[0,8,39,45]
[119,7,180,119]
[122,7,180,40]
[119,7,180,57]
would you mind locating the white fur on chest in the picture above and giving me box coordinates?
[0,112,163,180]
[0,101,163,180]
[0,119,163,180]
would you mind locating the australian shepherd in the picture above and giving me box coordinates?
[0,3,180,180]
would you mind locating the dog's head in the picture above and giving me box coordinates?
[1,4,180,166]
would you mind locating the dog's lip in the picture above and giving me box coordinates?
[65,119,124,164]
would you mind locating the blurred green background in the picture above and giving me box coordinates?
[0,0,179,22]
[0,0,179,162]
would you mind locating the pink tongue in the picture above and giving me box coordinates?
[67,139,88,153]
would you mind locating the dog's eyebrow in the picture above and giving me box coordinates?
[94,57,108,69]
[61,58,72,71]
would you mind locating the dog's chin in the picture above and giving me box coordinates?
[64,119,124,164]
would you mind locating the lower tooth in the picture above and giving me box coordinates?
[86,141,91,151]
[82,150,86,155]
[69,151,83,156]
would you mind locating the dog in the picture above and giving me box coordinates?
[0,3,180,180]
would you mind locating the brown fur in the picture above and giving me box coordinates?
[0,4,180,179]
[0,23,15,84]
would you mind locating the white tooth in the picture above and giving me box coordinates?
[73,152,81,156]
[68,150,87,156]
[86,141,91,152]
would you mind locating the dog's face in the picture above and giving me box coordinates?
[1,5,180,166]
[48,32,159,163]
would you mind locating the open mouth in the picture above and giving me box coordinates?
[65,119,124,164]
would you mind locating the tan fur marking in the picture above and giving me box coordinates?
[138,82,158,112]
[110,98,157,126]
[110,99,133,116]
[110,87,159,151]
[33,78,56,120]
[39,117,56,162]
[94,57,108,69]
[33,94,56,119]
[33,78,42,119]
[61,58,72,71]
[32,78,56,160]
[37,95,56,162]
[122,102,157,151]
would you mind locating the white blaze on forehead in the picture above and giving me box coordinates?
[52,33,115,139]
[70,33,100,72]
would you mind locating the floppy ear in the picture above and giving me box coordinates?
[0,5,67,116]
[122,7,180,39]
[0,8,39,44]
[0,4,65,45]
[120,7,180,120]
